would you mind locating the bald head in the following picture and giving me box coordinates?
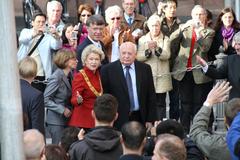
[24,129,45,160]
[119,42,137,66]
[152,134,186,160]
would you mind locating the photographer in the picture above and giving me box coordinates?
[169,5,214,133]
[137,14,172,121]
[143,120,205,160]
[17,12,62,92]
[61,23,78,51]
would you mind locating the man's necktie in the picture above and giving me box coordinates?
[128,17,132,26]
[125,66,135,111]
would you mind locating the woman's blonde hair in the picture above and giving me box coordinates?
[54,48,76,69]
[19,57,37,79]
[81,45,105,66]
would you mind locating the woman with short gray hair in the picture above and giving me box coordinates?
[137,14,172,120]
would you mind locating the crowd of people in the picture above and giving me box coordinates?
[16,0,240,159]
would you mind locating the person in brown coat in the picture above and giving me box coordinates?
[102,5,135,62]
[121,0,146,41]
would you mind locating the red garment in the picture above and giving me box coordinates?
[187,28,196,68]
[68,67,102,128]
[78,24,88,45]
[62,44,76,52]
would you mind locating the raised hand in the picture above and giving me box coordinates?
[205,81,232,106]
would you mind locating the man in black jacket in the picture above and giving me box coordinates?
[101,41,157,130]
[197,31,240,100]
[76,14,108,70]
[120,121,150,160]
[69,94,122,160]
[19,57,45,135]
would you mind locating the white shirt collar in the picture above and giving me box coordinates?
[88,36,102,48]
[122,62,135,70]
[124,13,135,21]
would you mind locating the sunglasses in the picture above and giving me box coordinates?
[81,14,91,17]
[110,17,121,21]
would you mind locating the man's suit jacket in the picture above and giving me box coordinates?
[206,54,240,100]
[100,60,157,129]
[20,79,45,135]
[44,69,72,126]
[121,13,146,33]
[170,20,214,84]
[76,37,108,70]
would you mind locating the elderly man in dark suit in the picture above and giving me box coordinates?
[76,14,108,70]
[19,57,45,135]
[101,41,157,130]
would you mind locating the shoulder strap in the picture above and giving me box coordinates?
[27,34,45,56]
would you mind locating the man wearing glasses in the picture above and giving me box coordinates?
[102,5,135,63]
[76,14,108,70]
[122,0,146,41]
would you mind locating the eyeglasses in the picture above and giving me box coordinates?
[110,17,121,21]
[81,14,91,17]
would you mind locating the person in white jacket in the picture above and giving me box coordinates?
[17,12,62,92]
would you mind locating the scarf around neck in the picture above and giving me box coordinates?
[221,26,234,42]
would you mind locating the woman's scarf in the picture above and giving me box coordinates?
[221,26,234,42]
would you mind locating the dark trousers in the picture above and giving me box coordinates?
[169,78,180,120]
[129,111,142,123]
[156,93,167,120]
[179,72,212,133]
[31,76,46,92]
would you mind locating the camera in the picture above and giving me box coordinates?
[71,31,78,40]
[193,20,201,28]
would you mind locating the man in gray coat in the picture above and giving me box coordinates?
[190,81,232,160]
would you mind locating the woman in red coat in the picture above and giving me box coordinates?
[68,44,105,129]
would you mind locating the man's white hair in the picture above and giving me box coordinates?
[23,129,45,160]
[191,5,206,16]
[233,31,240,43]
[105,5,123,25]
[47,0,63,13]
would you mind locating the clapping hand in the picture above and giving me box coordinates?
[147,41,157,50]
